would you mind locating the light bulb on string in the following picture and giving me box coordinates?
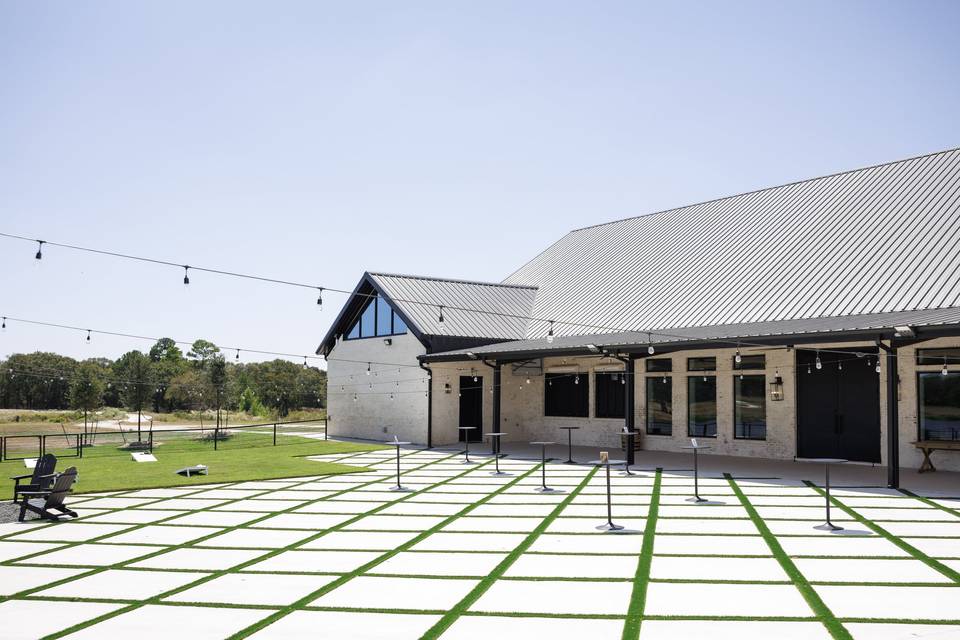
[942,357,949,377]
[875,359,881,373]
[621,375,626,385]
[1,317,6,330]
[236,349,240,361]
[807,364,812,374]
[366,363,371,376]
[303,356,308,368]
[574,374,579,385]
[183,266,190,285]
[526,377,531,385]
[438,306,444,323]
[316,287,323,308]
[735,345,741,364]
[86,330,91,344]
[815,351,822,370]
[546,320,555,344]
[35,240,44,260]
[838,360,843,371]
[647,333,655,355]
[662,373,667,384]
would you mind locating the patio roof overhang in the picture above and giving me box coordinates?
[420,306,960,363]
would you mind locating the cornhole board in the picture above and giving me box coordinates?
[24,458,37,469]
[132,452,158,462]
[176,465,208,477]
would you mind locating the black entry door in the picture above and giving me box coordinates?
[459,376,483,442]
[797,350,880,463]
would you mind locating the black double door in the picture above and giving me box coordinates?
[797,350,880,463]
[458,376,483,442]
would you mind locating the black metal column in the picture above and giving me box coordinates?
[625,357,636,466]
[492,362,501,455]
[885,345,899,489]
[420,363,433,448]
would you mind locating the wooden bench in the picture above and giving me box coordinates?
[912,440,960,473]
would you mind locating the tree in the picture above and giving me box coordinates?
[187,339,220,369]
[149,338,183,363]
[208,354,227,429]
[114,350,154,441]
[164,370,210,412]
[69,362,104,443]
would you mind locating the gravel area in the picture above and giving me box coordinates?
[1,500,25,523]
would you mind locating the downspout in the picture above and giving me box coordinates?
[877,340,899,489]
[480,359,498,454]
[419,362,433,449]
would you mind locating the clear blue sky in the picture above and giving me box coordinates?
[2,1,958,365]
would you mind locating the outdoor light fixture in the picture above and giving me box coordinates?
[735,346,742,364]
[444,383,451,394]
[383,338,392,346]
[875,359,882,373]
[574,374,580,385]
[183,266,190,285]
[894,325,916,338]
[769,374,784,401]
[236,349,240,360]
[35,240,44,260]
[466,352,478,360]
[547,321,555,344]
[316,287,323,308]
[815,351,822,370]
[942,357,949,376]
[647,333,655,355]
[586,344,600,353]
[86,330,91,343]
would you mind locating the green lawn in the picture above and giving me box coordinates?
[1,432,384,493]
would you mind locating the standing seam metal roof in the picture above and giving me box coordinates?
[502,147,960,339]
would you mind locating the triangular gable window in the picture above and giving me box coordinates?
[345,295,407,340]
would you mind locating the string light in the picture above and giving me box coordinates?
[943,356,949,377]
[303,356,308,368]
[438,306,444,323]
[807,364,812,374]
[183,266,190,285]
[815,350,822,370]
[838,360,843,371]
[547,321,555,344]
[316,287,323,308]
[662,372,667,383]
[35,240,44,260]
[1,316,5,330]
[574,374,579,385]
[366,362,371,375]
[86,330,91,343]
[647,333,655,355]
[236,349,240,361]
[875,359,882,373]
[734,345,741,364]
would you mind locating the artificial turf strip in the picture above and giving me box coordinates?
[224,459,547,640]
[621,468,662,640]
[725,474,852,640]
[803,480,960,584]
[898,488,960,519]
[36,449,468,639]
[417,466,600,640]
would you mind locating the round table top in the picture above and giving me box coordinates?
[485,432,508,437]
[589,459,626,465]
[558,426,580,430]
[388,441,412,446]
[796,457,848,464]
[458,426,477,431]
[681,445,712,450]
[530,441,556,445]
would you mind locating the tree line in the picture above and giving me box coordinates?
[0,338,326,418]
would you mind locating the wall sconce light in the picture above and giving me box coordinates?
[769,375,784,401]
[383,338,392,346]
[444,383,452,394]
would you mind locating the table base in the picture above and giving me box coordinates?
[685,496,708,503]
[389,485,412,492]
[596,522,624,531]
[814,522,844,531]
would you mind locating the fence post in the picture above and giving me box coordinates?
[324,417,328,441]
[40,435,46,457]
[273,423,277,446]
[214,423,219,451]
[149,429,154,454]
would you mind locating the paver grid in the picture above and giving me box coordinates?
[0,447,958,640]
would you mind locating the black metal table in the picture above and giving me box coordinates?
[798,457,848,531]
[681,442,712,502]
[458,427,477,464]
[589,458,626,531]
[485,432,509,476]
[530,441,557,492]
[386,439,412,491]
[559,426,580,464]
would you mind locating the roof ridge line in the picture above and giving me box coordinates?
[568,145,960,233]
[369,271,538,290]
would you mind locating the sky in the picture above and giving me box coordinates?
[2,1,959,366]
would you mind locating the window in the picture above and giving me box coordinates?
[919,372,960,441]
[545,373,588,417]
[646,358,672,372]
[688,376,717,437]
[344,295,408,341]
[733,354,766,369]
[917,348,960,366]
[688,357,716,372]
[646,376,672,435]
[595,372,625,418]
[734,375,766,440]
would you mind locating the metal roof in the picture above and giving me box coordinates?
[503,147,960,340]
[422,306,960,362]
[368,272,537,340]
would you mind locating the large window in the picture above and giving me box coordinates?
[545,373,588,417]
[646,376,672,435]
[646,359,672,372]
[688,376,717,437]
[734,375,766,440]
[595,372,625,419]
[917,348,960,366]
[919,372,960,441]
[733,354,766,370]
[344,296,408,341]
[688,357,716,372]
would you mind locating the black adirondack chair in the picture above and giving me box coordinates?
[18,467,78,522]
[11,453,58,503]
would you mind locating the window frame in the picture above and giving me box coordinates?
[343,295,409,341]
[544,372,589,418]
[917,371,960,442]
[687,375,717,438]
[733,374,767,440]
[732,354,766,370]
[645,375,673,436]
[594,372,625,419]
[688,357,717,372]
[645,358,673,372]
